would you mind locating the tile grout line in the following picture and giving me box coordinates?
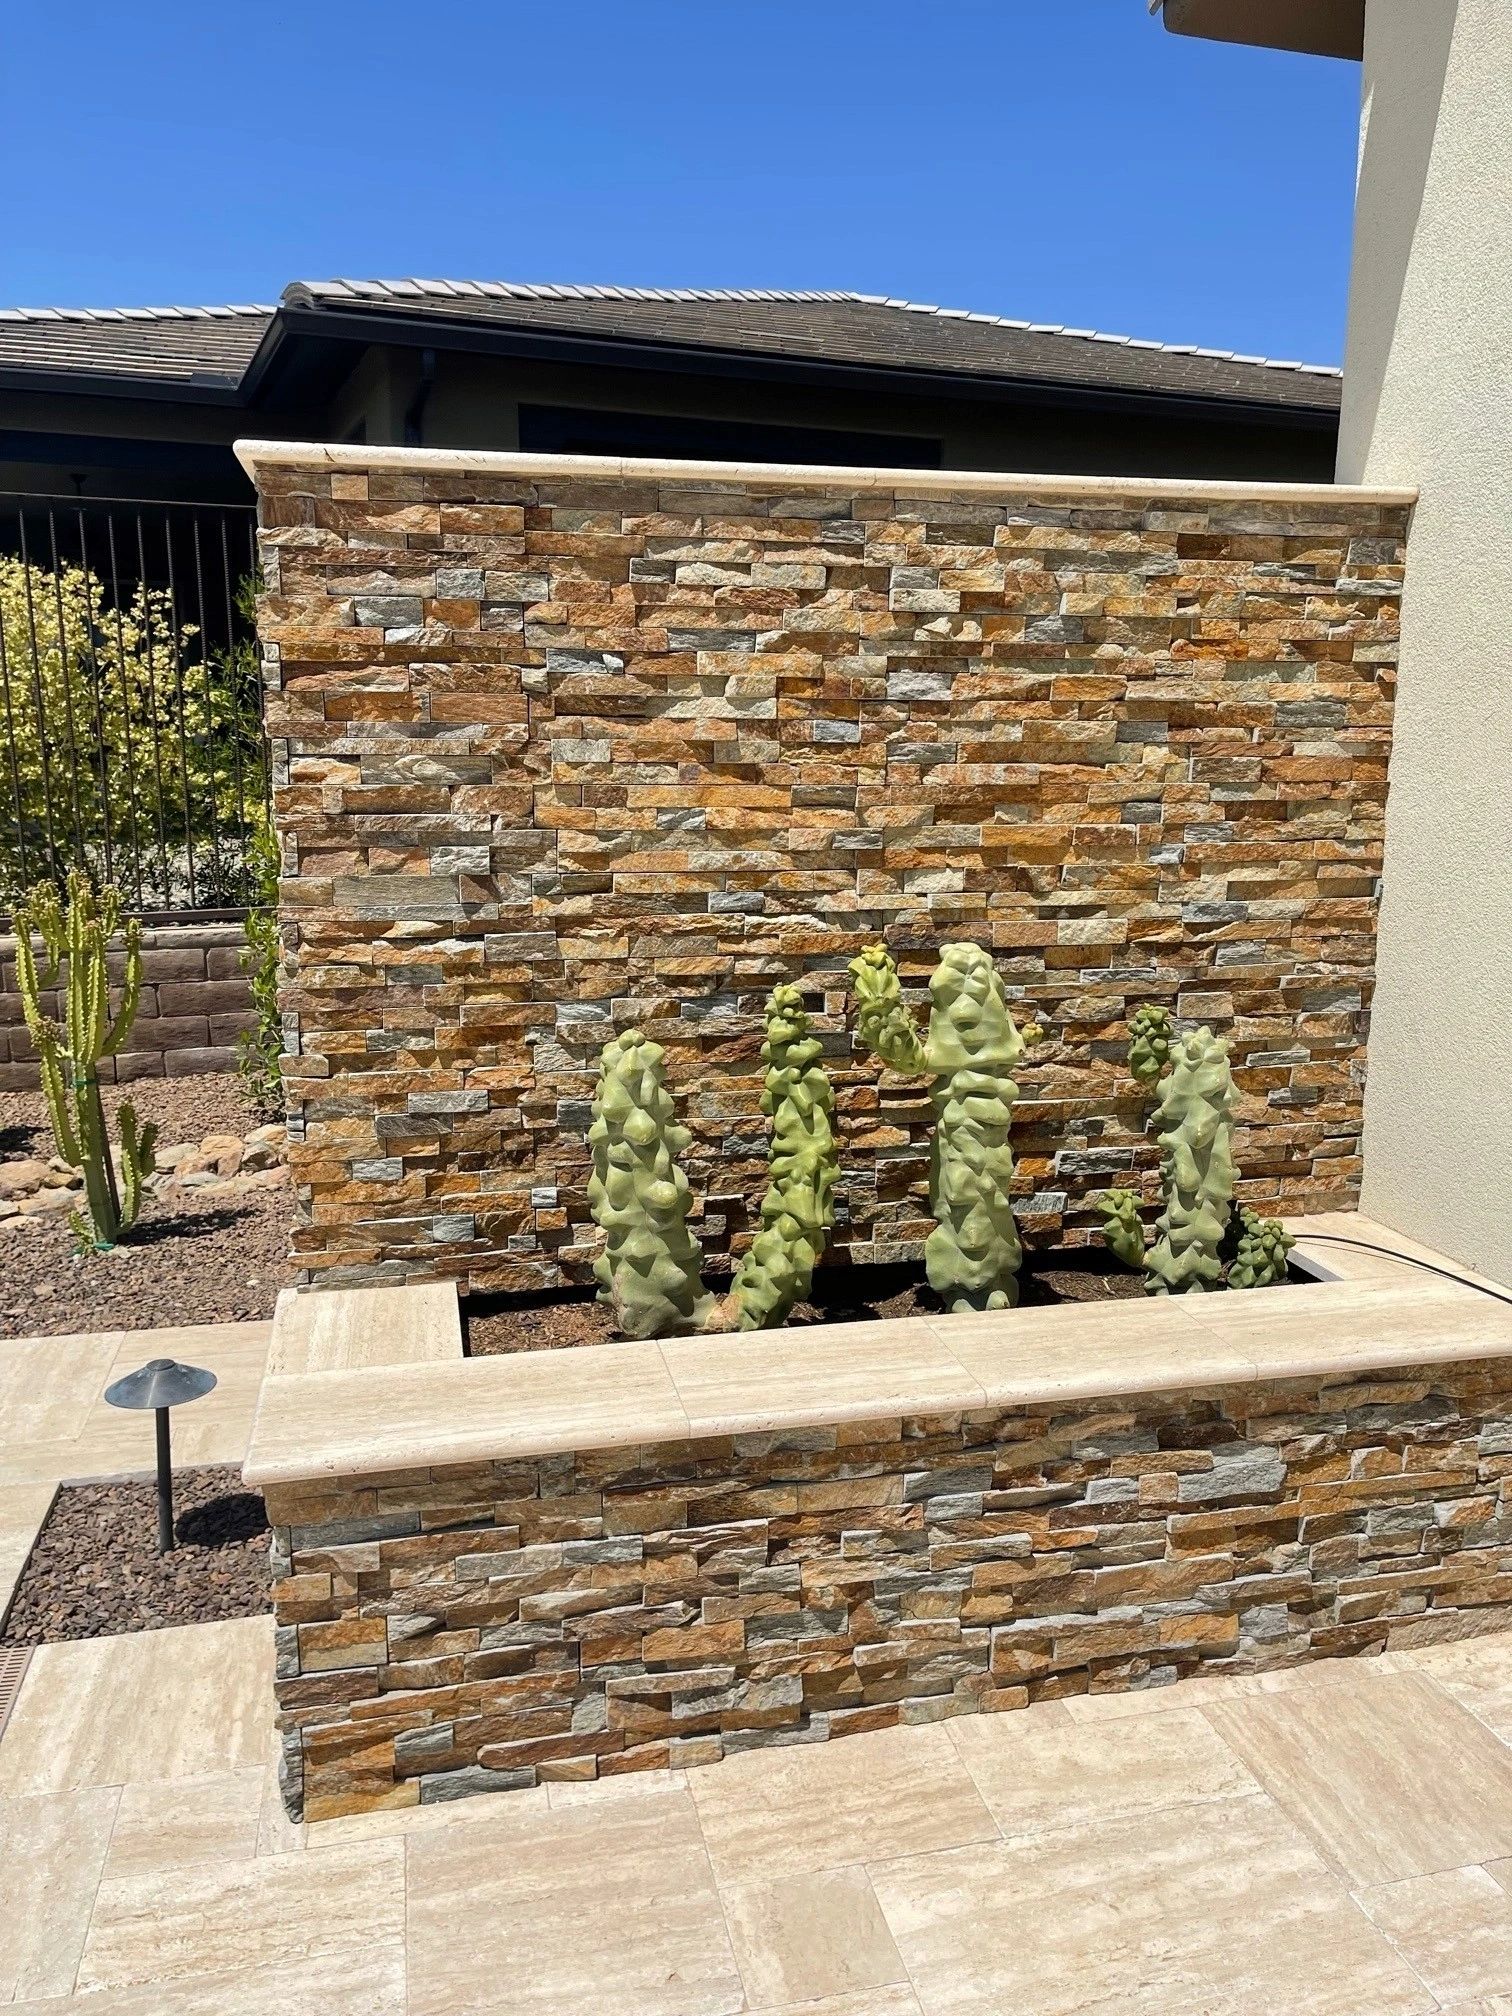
[67,1778,124,1998]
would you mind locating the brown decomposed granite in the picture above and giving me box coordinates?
[2,1466,269,1646]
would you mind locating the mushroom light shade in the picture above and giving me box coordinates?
[104,1357,218,1553]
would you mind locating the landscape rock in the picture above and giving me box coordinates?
[0,1157,50,1199]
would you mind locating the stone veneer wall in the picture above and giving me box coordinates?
[0,921,253,1090]
[267,1354,1512,1820]
[249,449,1409,1291]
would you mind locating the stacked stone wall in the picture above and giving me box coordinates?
[252,455,1407,1290]
[267,1355,1512,1819]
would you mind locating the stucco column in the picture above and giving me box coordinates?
[1338,0,1512,1281]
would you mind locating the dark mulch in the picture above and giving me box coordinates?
[1,1466,270,1646]
[465,1250,1153,1355]
[0,1072,291,1339]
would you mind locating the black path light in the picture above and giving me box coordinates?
[103,1358,218,1553]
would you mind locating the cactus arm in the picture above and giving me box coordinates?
[587,1029,714,1339]
[103,917,143,1056]
[1227,1207,1295,1290]
[921,943,1027,1313]
[1098,1187,1148,1270]
[849,944,928,1076]
[731,984,838,1330]
[117,1104,158,1231]
[36,1033,82,1167]
[1144,1026,1237,1295]
[1128,1004,1173,1088]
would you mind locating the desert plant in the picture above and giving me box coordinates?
[237,809,284,1116]
[1227,1206,1295,1290]
[1097,1186,1148,1270]
[728,983,839,1329]
[587,1028,715,1339]
[1127,1003,1173,1087]
[0,556,267,908]
[1144,1026,1237,1294]
[850,942,1040,1312]
[12,870,158,1250]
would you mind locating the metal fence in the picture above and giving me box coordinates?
[0,493,266,916]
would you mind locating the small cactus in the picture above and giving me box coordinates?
[1128,1003,1173,1088]
[586,1029,714,1339]
[1097,1187,1147,1271]
[1144,1026,1237,1294]
[730,984,838,1329]
[1227,1207,1295,1290]
[12,871,157,1251]
[850,941,1038,1313]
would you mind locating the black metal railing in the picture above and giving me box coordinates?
[0,493,266,914]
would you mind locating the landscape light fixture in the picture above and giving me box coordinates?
[103,1358,217,1553]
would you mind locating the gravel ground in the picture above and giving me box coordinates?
[1,1466,270,1645]
[464,1252,1152,1354]
[0,1072,292,1338]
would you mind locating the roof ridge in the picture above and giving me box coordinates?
[294,277,1343,379]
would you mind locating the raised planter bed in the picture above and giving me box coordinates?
[245,1226,1512,1822]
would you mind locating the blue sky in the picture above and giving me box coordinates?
[1,1,1362,363]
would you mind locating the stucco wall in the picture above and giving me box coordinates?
[1338,0,1512,1283]
[245,443,1407,1295]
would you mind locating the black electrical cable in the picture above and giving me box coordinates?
[1295,1234,1512,1310]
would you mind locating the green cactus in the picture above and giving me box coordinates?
[1144,1026,1237,1295]
[587,1028,714,1339]
[1128,1003,1173,1088]
[1227,1207,1295,1290]
[1097,1187,1148,1271]
[850,941,1038,1313]
[730,985,839,1330]
[12,871,157,1251]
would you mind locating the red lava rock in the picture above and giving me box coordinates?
[2,1466,270,1647]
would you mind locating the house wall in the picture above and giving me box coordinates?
[332,345,1340,484]
[1336,0,1512,1284]
[246,444,1407,1295]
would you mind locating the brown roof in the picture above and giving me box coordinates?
[0,305,273,386]
[0,283,1342,412]
[289,282,1342,412]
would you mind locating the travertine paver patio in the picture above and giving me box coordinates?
[8,1612,1512,2011]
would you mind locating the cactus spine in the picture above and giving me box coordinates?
[587,1029,714,1339]
[850,942,1037,1313]
[12,871,157,1251]
[1228,1206,1295,1290]
[1144,1026,1237,1294]
[729,984,838,1330]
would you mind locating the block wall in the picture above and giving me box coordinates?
[266,1354,1512,1820]
[252,456,1408,1291]
[0,920,253,1090]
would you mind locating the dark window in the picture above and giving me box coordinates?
[518,404,940,469]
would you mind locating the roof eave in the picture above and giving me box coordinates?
[1159,0,1364,60]
[277,299,1342,426]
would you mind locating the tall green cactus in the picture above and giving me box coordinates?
[12,871,157,1251]
[730,984,838,1330]
[587,1028,714,1339]
[1144,1026,1237,1294]
[851,942,1038,1313]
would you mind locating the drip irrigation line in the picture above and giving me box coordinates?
[1296,1234,1512,1310]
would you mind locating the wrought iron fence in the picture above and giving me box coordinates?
[0,493,266,915]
